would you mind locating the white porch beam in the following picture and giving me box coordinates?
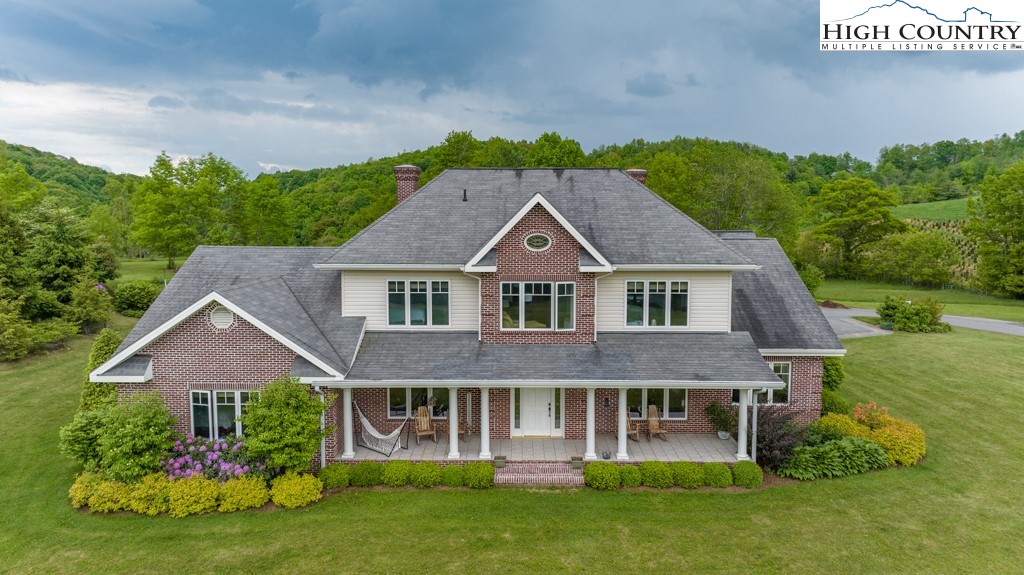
[448,386,461,459]
[341,388,355,459]
[584,388,597,460]
[616,387,628,460]
[736,388,750,461]
[479,387,491,459]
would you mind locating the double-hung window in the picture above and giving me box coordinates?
[191,390,251,439]
[732,362,791,405]
[388,387,450,419]
[625,280,688,327]
[388,280,450,327]
[501,281,574,330]
[625,388,687,420]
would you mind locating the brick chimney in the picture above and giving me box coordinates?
[394,164,422,204]
[625,168,648,185]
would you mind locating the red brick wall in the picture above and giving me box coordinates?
[562,388,731,438]
[762,355,823,425]
[480,205,595,344]
[394,165,421,204]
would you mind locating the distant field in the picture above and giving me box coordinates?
[818,279,1024,322]
[114,259,176,288]
[892,198,969,221]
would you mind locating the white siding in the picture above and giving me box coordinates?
[595,271,732,332]
[341,271,479,331]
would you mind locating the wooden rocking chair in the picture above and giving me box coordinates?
[414,406,437,445]
[625,415,641,442]
[647,405,668,442]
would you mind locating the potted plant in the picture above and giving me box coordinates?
[494,455,507,468]
[570,455,583,470]
[705,401,736,440]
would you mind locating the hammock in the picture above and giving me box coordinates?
[354,401,407,456]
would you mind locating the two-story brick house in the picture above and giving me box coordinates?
[90,167,843,466]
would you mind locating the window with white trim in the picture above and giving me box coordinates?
[625,388,687,419]
[387,280,449,327]
[388,387,450,419]
[732,362,791,405]
[501,281,574,330]
[191,390,251,439]
[625,280,688,327]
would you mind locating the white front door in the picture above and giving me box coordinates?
[520,388,552,436]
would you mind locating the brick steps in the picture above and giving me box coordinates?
[494,461,585,486]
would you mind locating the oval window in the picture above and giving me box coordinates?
[525,233,552,251]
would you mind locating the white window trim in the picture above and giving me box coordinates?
[733,361,792,406]
[500,281,576,332]
[191,390,250,439]
[623,279,690,329]
[627,388,688,421]
[386,279,451,328]
[510,387,565,437]
[524,232,553,252]
[387,387,451,420]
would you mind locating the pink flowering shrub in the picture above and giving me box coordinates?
[162,435,268,482]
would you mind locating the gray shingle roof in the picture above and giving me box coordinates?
[720,234,844,352]
[114,247,365,375]
[347,332,781,385]
[103,354,152,377]
[320,169,752,267]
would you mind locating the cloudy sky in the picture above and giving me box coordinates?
[1,0,1022,175]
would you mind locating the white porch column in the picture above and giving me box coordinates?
[616,387,628,460]
[448,387,461,459]
[341,388,355,459]
[479,387,491,459]
[584,387,597,460]
[736,388,750,461]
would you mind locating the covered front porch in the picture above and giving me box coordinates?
[343,432,739,463]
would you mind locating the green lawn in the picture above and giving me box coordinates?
[113,258,176,288]
[819,279,1024,322]
[891,197,969,221]
[2,323,1023,574]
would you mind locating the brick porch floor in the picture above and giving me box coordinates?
[343,432,738,463]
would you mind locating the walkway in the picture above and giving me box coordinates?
[820,307,1024,338]
[345,432,738,463]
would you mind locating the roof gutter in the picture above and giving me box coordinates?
[322,379,786,390]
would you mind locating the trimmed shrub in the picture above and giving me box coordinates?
[96,391,176,483]
[69,472,103,509]
[702,463,733,488]
[128,473,171,516]
[822,357,846,391]
[410,462,442,489]
[318,463,352,490]
[381,461,413,487]
[778,436,888,480]
[619,465,642,488]
[240,377,333,473]
[79,328,122,411]
[463,462,495,489]
[219,476,270,512]
[869,418,927,467]
[88,480,133,513]
[168,476,220,518]
[853,402,891,430]
[731,461,764,488]
[639,461,673,489]
[809,413,870,443]
[821,389,850,416]
[877,295,951,333]
[270,472,323,509]
[670,461,703,489]
[583,462,621,490]
[818,407,926,467]
[350,461,383,487]
[113,280,161,316]
[59,403,111,472]
[439,465,465,487]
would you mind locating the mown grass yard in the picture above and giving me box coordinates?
[819,279,1024,322]
[1,319,1022,574]
[891,197,970,221]
[113,258,176,289]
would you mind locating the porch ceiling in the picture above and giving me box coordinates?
[343,331,782,389]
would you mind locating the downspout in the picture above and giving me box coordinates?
[315,385,326,469]
[461,267,482,341]
[593,269,615,342]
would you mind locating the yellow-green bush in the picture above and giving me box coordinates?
[69,472,103,509]
[812,413,871,441]
[701,463,733,488]
[218,476,270,512]
[128,473,171,516]
[270,472,323,509]
[870,418,927,466]
[88,480,133,513]
[168,476,220,518]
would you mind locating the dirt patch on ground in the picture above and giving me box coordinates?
[819,300,849,309]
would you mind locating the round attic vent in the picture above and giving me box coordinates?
[210,306,235,330]
[525,233,552,251]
